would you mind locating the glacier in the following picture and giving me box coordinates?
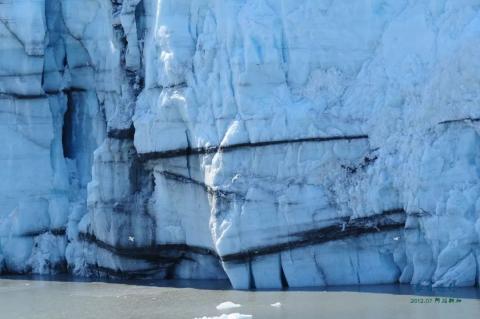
[0,0,479,289]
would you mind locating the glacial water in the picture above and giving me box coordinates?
[0,276,478,319]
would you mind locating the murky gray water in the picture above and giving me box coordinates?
[0,276,479,319]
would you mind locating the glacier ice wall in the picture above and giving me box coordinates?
[0,0,479,289]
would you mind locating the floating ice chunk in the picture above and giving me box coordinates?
[393,237,400,241]
[270,302,282,307]
[216,302,241,310]
[195,314,252,319]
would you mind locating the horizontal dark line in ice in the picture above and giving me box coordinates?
[77,209,405,264]
[158,171,243,200]
[0,88,88,100]
[86,264,170,279]
[107,124,135,140]
[220,209,406,263]
[17,227,66,238]
[78,232,219,263]
[159,82,187,89]
[137,134,369,161]
[438,117,480,125]
[157,148,378,202]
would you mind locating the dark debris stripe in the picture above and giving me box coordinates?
[159,171,241,199]
[137,134,369,161]
[107,124,135,140]
[78,232,219,263]
[88,264,169,279]
[19,227,66,238]
[439,117,480,125]
[220,209,406,263]
[80,209,405,265]
[0,88,88,100]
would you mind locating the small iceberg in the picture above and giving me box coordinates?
[216,301,242,310]
[270,302,282,307]
[195,314,252,319]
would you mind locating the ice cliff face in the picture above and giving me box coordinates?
[1,0,480,289]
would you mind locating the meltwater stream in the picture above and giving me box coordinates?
[0,276,478,319]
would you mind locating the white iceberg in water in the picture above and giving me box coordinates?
[216,302,242,310]
[195,314,252,319]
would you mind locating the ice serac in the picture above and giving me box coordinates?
[0,0,479,289]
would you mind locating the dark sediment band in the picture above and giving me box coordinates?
[78,232,219,263]
[79,208,405,271]
[162,82,187,89]
[79,209,405,265]
[0,88,88,100]
[439,117,480,125]
[20,227,66,238]
[137,134,369,161]
[148,82,187,91]
[46,87,88,94]
[51,228,67,236]
[87,264,167,279]
[159,171,241,199]
[220,209,406,263]
[107,124,135,140]
[407,209,433,218]
[0,93,48,100]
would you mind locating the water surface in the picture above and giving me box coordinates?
[0,276,478,319]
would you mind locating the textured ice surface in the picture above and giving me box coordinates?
[0,0,479,289]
